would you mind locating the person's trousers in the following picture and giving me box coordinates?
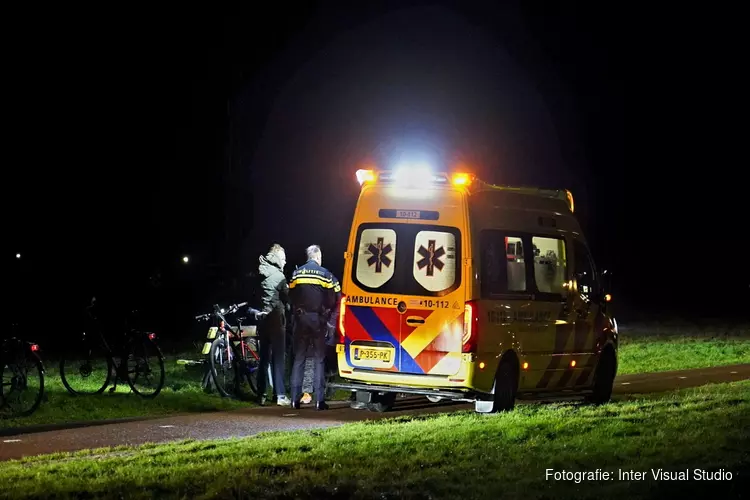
[290,312,326,403]
[257,316,286,398]
[303,339,338,394]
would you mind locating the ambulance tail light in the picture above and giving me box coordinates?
[463,300,479,353]
[338,295,347,343]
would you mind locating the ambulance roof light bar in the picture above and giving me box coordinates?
[355,168,475,188]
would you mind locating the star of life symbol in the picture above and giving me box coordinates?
[417,240,445,276]
[367,237,392,273]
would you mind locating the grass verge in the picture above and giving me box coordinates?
[0,381,748,499]
[0,354,351,430]
[2,323,748,429]
[617,323,749,374]
[0,357,248,430]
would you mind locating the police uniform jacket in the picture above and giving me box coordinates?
[289,260,341,327]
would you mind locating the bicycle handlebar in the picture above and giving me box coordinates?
[195,302,249,321]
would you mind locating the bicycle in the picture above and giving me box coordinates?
[0,335,45,418]
[195,302,261,401]
[59,297,165,398]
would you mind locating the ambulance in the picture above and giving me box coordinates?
[331,165,618,413]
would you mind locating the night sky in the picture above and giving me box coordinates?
[6,3,747,337]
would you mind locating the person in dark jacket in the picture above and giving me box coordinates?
[256,244,291,406]
[289,244,340,410]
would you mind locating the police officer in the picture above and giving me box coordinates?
[289,244,341,410]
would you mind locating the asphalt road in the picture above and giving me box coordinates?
[1,363,748,462]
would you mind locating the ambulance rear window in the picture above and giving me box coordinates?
[352,223,461,297]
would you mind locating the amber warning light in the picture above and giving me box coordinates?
[565,189,575,213]
[356,169,376,185]
[451,172,474,186]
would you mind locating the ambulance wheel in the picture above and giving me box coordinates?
[588,347,616,405]
[367,392,396,412]
[492,358,518,412]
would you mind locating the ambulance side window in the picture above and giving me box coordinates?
[574,240,597,298]
[531,236,568,295]
[480,230,528,296]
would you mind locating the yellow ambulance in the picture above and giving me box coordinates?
[332,165,618,413]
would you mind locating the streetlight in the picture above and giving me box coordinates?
[182,256,189,264]
[15,253,21,259]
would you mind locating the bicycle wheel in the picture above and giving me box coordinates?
[0,350,45,418]
[126,338,165,398]
[233,340,260,401]
[209,337,240,398]
[60,339,112,395]
[243,338,270,395]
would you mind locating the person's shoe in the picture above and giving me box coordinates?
[257,395,267,406]
[301,392,312,404]
[315,401,329,411]
[349,401,367,410]
[277,395,291,407]
[291,400,301,410]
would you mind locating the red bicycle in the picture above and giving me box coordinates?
[195,303,261,400]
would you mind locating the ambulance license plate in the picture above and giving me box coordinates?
[353,347,392,363]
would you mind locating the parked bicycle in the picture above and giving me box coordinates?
[1,334,45,418]
[59,297,165,398]
[195,302,261,401]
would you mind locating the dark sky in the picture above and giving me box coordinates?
[6,2,747,325]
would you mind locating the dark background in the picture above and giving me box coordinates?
[5,2,747,344]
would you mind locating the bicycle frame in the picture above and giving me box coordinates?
[62,302,163,398]
[196,303,268,398]
[1,337,45,417]
[212,308,259,368]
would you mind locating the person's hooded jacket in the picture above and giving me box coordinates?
[258,251,289,325]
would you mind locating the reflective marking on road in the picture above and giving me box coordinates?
[678,376,687,379]
[731,371,738,374]
[282,414,298,417]
[159,425,175,428]
[621,382,630,385]
[3,440,21,443]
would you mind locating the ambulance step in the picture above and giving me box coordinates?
[329,382,472,400]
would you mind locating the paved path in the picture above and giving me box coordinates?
[1,364,748,462]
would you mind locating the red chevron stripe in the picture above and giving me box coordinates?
[344,306,373,342]
[414,350,448,373]
[372,306,401,340]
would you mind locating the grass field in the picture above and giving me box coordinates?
[0,358,249,430]
[616,322,749,374]
[0,380,747,499]
[1,322,748,430]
